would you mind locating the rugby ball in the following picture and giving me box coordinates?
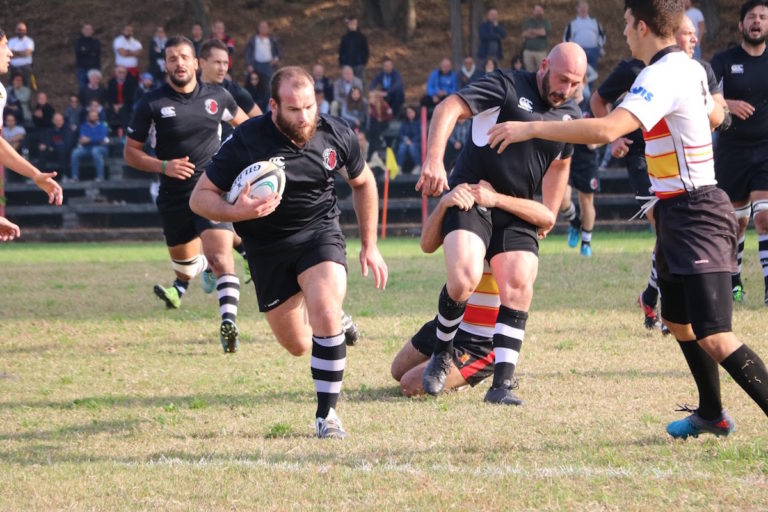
[224,159,286,204]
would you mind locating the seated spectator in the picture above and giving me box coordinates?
[87,99,107,123]
[369,57,404,116]
[244,70,269,113]
[315,87,330,115]
[481,58,498,77]
[148,26,167,84]
[331,65,363,116]
[31,91,55,130]
[78,69,107,107]
[311,63,334,104]
[133,72,155,108]
[37,112,73,175]
[4,84,23,125]
[420,58,457,111]
[367,90,393,157]
[444,117,471,169]
[9,73,32,126]
[396,106,422,174]
[510,54,524,71]
[2,114,26,152]
[341,86,368,132]
[459,56,481,87]
[75,23,101,89]
[106,65,138,136]
[64,94,84,133]
[70,107,110,181]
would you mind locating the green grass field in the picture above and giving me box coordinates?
[1,233,767,510]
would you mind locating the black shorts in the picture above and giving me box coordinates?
[156,194,234,247]
[442,205,539,260]
[410,319,494,387]
[625,154,653,201]
[247,230,348,312]
[654,186,737,278]
[714,141,768,202]
[570,160,600,194]
[658,272,732,339]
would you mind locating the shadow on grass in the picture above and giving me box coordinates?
[0,418,144,442]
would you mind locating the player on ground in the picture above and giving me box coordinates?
[590,14,728,329]
[487,0,768,438]
[190,66,387,439]
[416,43,585,405]
[124,35,249,353]
[392,179,555,396]
[0,28,63,222]
[710,0,768,304]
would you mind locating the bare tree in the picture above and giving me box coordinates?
[449,0,464,72]
[698,0,721,41]
[361,0,416,41]
[469,0,485,60]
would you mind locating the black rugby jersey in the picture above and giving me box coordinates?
[127,82,237,196]
[219,78,256,140]
[450,70,579,200]
[711,45,768,144]
[207,113,364,245]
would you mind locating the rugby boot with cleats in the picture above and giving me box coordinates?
[732,284,745,303]
[201,269,216,294]
[154,284,181,309]
[219,319,239,353]
[638,293,661,330]
[484,379,523,405]
[666,406,734,440]
[316,408,347,439]
[580,244,593,257]
[567,225,580,248]
[422,347,453,396]
[341,311,360,346]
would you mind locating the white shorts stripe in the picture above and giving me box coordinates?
[494,347,519,365]
[314,380,343,394]
[437,313,464,327]
[459,324,495,339]
[313,334,345,348]
[494,323,525,341]
[310,356,347,372]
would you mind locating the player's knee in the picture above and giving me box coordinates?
[752,200,768,231]
[171,254,208,280]
[390,358,406,382]
[283,341,310,357]
[399,372,423,397]
[204,252,229,275]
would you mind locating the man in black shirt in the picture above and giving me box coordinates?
[190,66,388,439]
[416,42,585,404]
[710,0,768,305]
[74,23,100,89]
[124,35,248,353]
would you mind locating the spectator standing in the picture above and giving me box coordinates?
[244,70,269,112]
[367,90,393,155]
[477,8,506,61]
[459,56,481,87]
[2,113,26,152]
[133,73,155,107]
[106,65,138,136]
[70,107,109,181]
[113,24,142,78]
[37,113,73,175]
[369,57,404,115]
[563,1,605,88]
[338,16,369,84]
[685,0,706,58]
[420,58,458,111]
[9,74,31,126]
[148,26,167,84]
[396,105,422,173]
[190,23,205,57]
[8,22,34,88]
[31,91,55,130]
[332,65,363,115]
[341,86,368,132]
[210,20,235,71]
[311,63,334,104]
[245,21,280,82]
[78,69,107,110]
[74,24,101,89]
[522,4,551,72]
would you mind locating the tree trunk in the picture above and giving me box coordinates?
[469,0,484,60]
[699,0,720,41]
[190,0,209,37]
[360,0,416,41]
[449,0,464,72]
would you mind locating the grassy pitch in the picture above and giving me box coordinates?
[1,233,767,510]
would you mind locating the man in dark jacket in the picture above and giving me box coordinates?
[74,23,100,89]
[338,16,369,84]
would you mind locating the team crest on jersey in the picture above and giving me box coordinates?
[518,97,533,112]
[205,98,219,115]
[731,64,744,74]
[323,148,338,170]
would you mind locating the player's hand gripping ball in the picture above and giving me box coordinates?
[224,159,286,204]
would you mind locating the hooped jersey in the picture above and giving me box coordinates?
[619,49,716,198]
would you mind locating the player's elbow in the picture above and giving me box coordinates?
[540,211,556,232]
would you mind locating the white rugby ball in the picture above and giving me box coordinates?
[224,160,286,204]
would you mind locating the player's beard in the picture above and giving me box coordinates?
[742,24,767,46]
[541,70,567,107]
[169,67,193,88]
[275,109,318,146]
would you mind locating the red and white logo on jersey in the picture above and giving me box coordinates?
[205,98,219,115]
[323,148,337,170]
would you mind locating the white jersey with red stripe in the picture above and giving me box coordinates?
[460,263,500,338]
[618,49,716,198]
